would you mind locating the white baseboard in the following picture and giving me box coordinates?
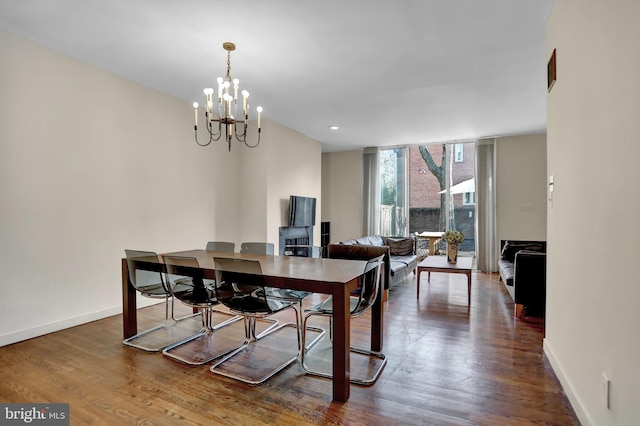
[543,338,593,426]
[0,306,123,347]
[0,297,169,348]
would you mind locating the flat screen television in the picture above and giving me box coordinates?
[288,195,316,227]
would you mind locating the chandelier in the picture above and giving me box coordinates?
[192,42,263,151]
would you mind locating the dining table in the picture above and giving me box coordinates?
[121,249,383,402]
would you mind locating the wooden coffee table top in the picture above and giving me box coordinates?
[418,256,473,270]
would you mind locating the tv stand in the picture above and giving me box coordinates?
[278,226,313,256]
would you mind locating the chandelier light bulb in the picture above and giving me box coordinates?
[241,90,249,115]
[256,106,263,129]
[203,88,214,95]
[193,102,198,127]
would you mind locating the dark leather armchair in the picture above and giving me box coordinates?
[327,243,391,291]
[339,235,417,289]
[498,240,546,316]
[513,250,546,316]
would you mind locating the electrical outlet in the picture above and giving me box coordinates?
[601,373,611,410]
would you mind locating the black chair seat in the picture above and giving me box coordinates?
[160,256,243,366]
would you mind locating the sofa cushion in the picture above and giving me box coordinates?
[343,235,384,246]
[500,241,545,263]
[358,235,384,246]
[498,259,514,286]
[390,255,417,276]
[384,237,414,256]
[389,260,404,276]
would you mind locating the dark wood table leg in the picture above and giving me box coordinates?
[371,274,384,352]
[122,258,137,338]
[467,271,472,305]
[332,284,350,402]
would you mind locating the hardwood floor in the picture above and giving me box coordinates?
[0,269,579,425]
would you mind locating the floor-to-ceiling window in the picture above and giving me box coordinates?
[378,143,476,256]
[408,142,476,256]
[379,148,408,237]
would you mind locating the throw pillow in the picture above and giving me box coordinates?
[501,241,544,262]
[385,238,414,256]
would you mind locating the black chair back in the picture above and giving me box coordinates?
[124,249,168,295]
[352,255,384,315]
[205,241,235,252]
[163,256,215,307]
[214,258,271,314]
[240,242,274,255]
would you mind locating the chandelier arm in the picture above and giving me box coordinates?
[207,118,223,140]
[243,128,261,148]
[234,120,248,139]
[194,126,213,147]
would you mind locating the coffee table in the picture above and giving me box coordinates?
[416,256,473,305]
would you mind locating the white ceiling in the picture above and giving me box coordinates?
[0,0,554,152]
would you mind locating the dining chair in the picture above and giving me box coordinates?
[205,241,235,252]
[241,240,323,354]
[240,242,274,255]
[160,256,244,365]
[265,248,325,355]
[300,254,387,385]
[122,249,199,352]
[209,257,300,385]
[240,242,325,354]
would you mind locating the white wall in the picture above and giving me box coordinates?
[496,133,548,242]
[236,118,321,252]
[0,29,320,346]
[238,122,269,245]
[321,150,363,244]
[546,1,640,424]
[263,121,321,253]
[0,29,242,344]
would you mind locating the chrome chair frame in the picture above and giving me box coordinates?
[161,255,243,365]
[300,255,387,385]
[122,249,199,352]
[209,257,301,385]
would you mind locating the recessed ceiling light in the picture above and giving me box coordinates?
[329,125,339,131]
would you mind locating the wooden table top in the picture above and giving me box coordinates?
[416,231,444,238]
[162,249,367,285]
[418,255,473,270]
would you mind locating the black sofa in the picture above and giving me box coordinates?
[340,235,418,290]
[498,240,547,316]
